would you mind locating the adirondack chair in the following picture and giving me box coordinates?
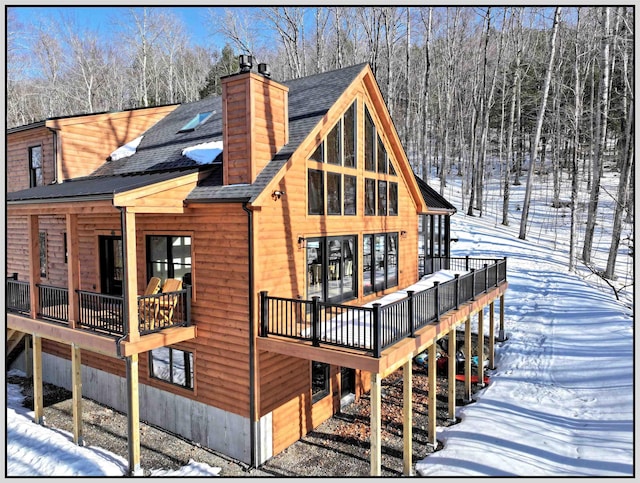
[156,278,183,327]
[138,277,162,330]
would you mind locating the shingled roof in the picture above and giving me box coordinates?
[414,175,457,214]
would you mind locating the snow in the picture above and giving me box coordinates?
[5,166,633,476]
[109,135,143,161]
[182,140,223,165]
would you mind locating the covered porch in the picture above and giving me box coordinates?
[258,256,508,476]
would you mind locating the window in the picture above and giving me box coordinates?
[150,347,194,390]
[309,143,323,163]
[39,232,47,278]
[344,175,356,215]
[389,182,398,216]
[178,111,213,132]
[363,233,398,294]
[364,108,375,171]
[308,169,324,215]
[343,102,356,168]
[63,232,68,264]
[326,120,341,165]
[307,235,356,303]
[378,180,387,216]
[327,172,341,215]
[29,146,43,187]
[377,135,387,173]
[147,235,192,282]
[365,179,376,216]
[312,361,330,403]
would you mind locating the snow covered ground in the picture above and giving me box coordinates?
[6,168,634,476]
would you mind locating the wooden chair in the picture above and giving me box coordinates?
[138,277,162,330]
[156,279,183,327]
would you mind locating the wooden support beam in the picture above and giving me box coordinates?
[427,342,437,447]
[123,209,140,342]
[498,293,507,341]
[489,301,496,370]
[71,343,83,445]
[126,354,143,476]
[24,335,33,378]
[32,335,44,425]
[447,330,456,422]
[28,215,40,320]
[463,317,472,402]
[478,308,485,388]
[370,372,381,477]
[66,214,80,329]
[402,356,413,476]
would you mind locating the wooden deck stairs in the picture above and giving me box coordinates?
[7,329,27,367]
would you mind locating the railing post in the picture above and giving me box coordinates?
[407,291,415,337]
[471,268,476,298]
[372,303,382,358]
[484,263,488,293]
[434,282,440,321]
[311,296,320,347]
[260,291,269,337]
[185,288,192,326]
[465,255,470,271]
[454,274,460,309]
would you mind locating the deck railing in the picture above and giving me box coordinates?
[38,284,69,323]
[138,288,191,335]
[261,257,507,357]
[77,290,125,335]
[7,279,30,314]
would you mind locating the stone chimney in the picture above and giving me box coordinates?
[221,55,289,185]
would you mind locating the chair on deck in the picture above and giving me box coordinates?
[156,278,183,327]
[138,277,162,330]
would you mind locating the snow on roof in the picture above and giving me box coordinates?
[109,135,143,161]
[182,141,223,165]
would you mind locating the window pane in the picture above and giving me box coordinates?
[327,172,341,215]
[307,239,324,300]
[171,236,192,282]
[327,239,342,301]
[389,158,397,176]
[30,146,42,168]
[39,232,47,277]
[377,136,387,173]
[326,121,341,165]
[386,233,398,288]
[343,102,356,168]
[363,235,373,295]
[151,347,194,389]
[343,237,355,297]
[378,180,387,216]
[344,175,356,215]
[150,347,171,381]
[374,234,386,291]
[309,143,323,163]
[312,361,330,402]
[364,108,375,171]
[389,182,398,216]
[365,179,376,216]
[308,169,324,215]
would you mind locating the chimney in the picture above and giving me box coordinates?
[221,56,289,185]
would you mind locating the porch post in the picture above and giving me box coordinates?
[370,372,381,476]
[27,215,40,319]
[126,354,142,476]
[447,330,457,422]
[71,343,83,445]
[463,317,472,403]
[489,301,496,369]
[402,356,413,476]
[66,214,79,329]
[498,293,507,341]
[427,342,437,447]
[122,209,140,341]
[477,308,485,387]
[32,334,44,425]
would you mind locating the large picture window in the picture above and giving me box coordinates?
[327,172,342,215]
[150,346,194,390]
[29,146,43,188]
[307,235,356,303]
[308,169,324,215]
[147,235,192,283]
[363,233,398,294]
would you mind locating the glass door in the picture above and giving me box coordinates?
[99,236,123,296]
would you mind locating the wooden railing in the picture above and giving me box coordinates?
[261,257,507,357]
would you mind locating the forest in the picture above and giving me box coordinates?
[6,6,634,283]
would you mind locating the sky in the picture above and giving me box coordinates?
[5,168,634,477]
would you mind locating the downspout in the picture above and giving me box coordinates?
[47,127,60,184]
[242,202,258,468]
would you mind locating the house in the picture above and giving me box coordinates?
[6,57,508,476]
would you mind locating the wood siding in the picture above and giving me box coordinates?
[6,127,55,192]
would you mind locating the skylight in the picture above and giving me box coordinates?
[178,111,213,132]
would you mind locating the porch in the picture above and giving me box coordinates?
[257,256,508,476]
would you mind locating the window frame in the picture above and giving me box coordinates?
[29,145,43,188]
[343,174,357,216]
[146,235,192,284]
[388,182,398,216]
[363,232,399,294]
[149,346,194,390]
[306,235,357,304]
[311,361,330,403]
[307,168,325,215]
[327,172,342,215]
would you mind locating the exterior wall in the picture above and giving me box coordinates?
[254,85,420,453]
[6,127,55,192]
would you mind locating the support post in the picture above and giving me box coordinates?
[497,293,507,341]
[27,215,40,320]
[477,308,485,387]
[71,343,83,445]
[32,334,44,425]
[427,342,437,447]
[126,354,142,476]
[447,330,457,422]
[123,209,139,341]
[489,301,496,369]
[370,372,382,476]
[434,282,440,321]
[312,296,320,347]
[24,335,33,378]
[66,214,79,329]
[372,303,382,357]
[402,357,413,476]
[260,291,269,337]
[407,291,415,337]
[463,317,472,402]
